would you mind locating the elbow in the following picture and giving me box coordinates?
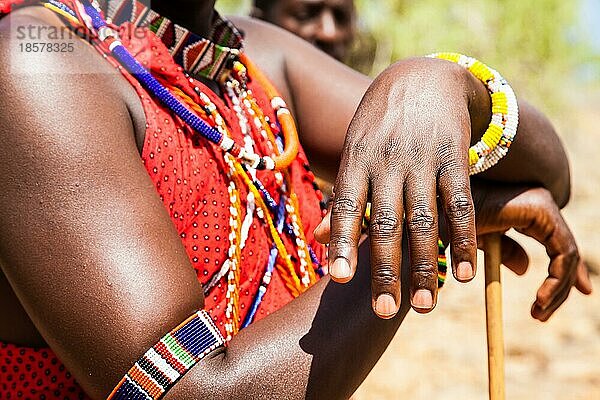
[554,139,572,209]
[545,145,572,209]
[161,345,234,400]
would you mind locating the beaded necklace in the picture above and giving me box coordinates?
[170,72,321,337]
[43,1,448,323]
[106,0,244,81]
[43,0,326,339]
[48,0,300,171]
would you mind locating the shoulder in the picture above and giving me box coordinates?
[228,15,331,70]
[228,15,293,65]
[0,6,115,81]
[0,5,146,148]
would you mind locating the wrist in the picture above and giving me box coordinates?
[462,66,492,146]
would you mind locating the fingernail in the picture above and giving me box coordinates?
[330,257,352,280]
[375,293,397,317]
[457,261,474,281]
[412,289,433,309]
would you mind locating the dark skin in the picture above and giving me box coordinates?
[0,1,592,398]
[252,0,356,61]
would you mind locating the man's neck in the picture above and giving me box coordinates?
[99,0,216,37]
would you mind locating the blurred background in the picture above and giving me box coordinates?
[219,1,599,399]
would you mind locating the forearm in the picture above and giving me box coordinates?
[166,243,411,400]
[463,66,571,207]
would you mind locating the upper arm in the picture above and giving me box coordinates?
[0,10,204,399]
[231,16,371,182]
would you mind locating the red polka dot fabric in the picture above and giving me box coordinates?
[0,342,91,399]
[122,20,326,332]
[1,1,327,398]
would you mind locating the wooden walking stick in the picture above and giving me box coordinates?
[484,234,505,400]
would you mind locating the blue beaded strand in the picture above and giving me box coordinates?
[47,0,77,18]
[242,195,286,327]
[82,2,224,146]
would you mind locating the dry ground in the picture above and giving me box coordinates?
[353,94,600,400]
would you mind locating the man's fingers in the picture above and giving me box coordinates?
[514,202,580,317]
[534,258,574,312]
[404,174,438,312]
[328,164,368,283]
[532,259,575,322]
[500,235,529,276]
[531,283,571,322]
[476,186,592,320]
[369,172,404,319]
[438,160,477,283]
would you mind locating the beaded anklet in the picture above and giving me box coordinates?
[108,310,225,400]
[428,53,519,176]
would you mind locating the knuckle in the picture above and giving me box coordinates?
[379,137,403,160]
[332,196,362,218]
[528,188,555,211]
[563,246,579,267]
[329,234,355,249]
[371,266,399,287]
[447,193,474,222]
[452,236,477,253]
[383,137,402,159]
[347,138,368,160]
[411,263,437,284]
[530,213,555,242]
[437,157,462,177]
[436,144,454,160]
[532,187,553,202]
[407,206,436,234]
[370,208,401,238]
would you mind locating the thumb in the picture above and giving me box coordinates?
[500,235,529,275]
[575,259,593,295]
[314,207,331,244]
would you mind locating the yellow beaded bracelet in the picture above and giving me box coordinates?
[428,53,519,176]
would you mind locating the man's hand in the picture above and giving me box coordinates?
[316,58,480,318]
[316,182,592,322]
[474,184,593,321]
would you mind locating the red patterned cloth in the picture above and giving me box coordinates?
[0,1,326,398]
[0,342,90,399]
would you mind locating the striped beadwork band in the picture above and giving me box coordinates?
[108,310,225,400]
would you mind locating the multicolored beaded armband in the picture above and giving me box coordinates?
[108,310,225,400]
[428,52,520,176]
